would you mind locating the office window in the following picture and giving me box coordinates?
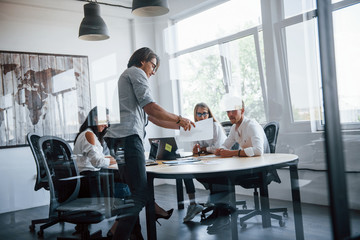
[333,3,360,126]
[283,0,316,19]
[277,1,360,130]
[171,0,261,53]
[177,46,226,121]
[170,0,266,123]
[222,35,266,123]
[281,19,322,124]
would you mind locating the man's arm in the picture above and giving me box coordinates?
[215,148,247,157]
[144,102,195,130]
[148,115,179,129]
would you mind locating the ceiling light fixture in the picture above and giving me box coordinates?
[132,0,169,17]
[78,1,109,41]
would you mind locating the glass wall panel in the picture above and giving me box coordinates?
[333,4,360,125]
[283,19,322,124]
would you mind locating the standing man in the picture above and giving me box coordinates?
[106,47,194,240]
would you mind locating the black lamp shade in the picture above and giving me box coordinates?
[79,2,109,41]
[132,0,169,17]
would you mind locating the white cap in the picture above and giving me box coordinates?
[220,94,243,111]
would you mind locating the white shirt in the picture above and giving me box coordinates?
[194,121,227,153]
[222,117,270,156]
[73,129,110,172]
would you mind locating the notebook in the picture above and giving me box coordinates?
[148,137,179,160]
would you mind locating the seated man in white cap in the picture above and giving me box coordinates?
[197,94,270,234]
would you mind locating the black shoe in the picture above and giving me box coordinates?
[207,216,230,234]
[201,210,218,225]
[155,209,174,225]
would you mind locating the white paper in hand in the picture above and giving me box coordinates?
[179,118,213,142]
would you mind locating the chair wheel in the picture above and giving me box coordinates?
[279,220,285,227]
[37,230,44,237]
[240,222,247,229]
[29,225,35,232]
[283,212,288,218]
[242,204,247,210]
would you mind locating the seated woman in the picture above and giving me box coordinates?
[183,102,227,222]
[74,107,173,239]
[73,106,117,198]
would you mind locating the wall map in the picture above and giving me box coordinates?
[0,51,91,147]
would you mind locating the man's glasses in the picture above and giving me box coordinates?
[196,112,209,117]
[150,61,157,72]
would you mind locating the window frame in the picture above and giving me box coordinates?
[170,25,268,123]
[275,0,360,131]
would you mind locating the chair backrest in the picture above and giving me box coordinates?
[38,136,80,212]
[263,121,280,154]
[221,121,240,150]
[27,133,49,191]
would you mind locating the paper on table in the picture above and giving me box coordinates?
[178,118,213,142]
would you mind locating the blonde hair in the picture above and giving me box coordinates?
[193,102,218,122]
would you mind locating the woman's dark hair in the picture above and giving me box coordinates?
[74,106,109,145]
[127,47,160,71]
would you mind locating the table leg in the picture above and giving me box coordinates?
[259,170,271,228]
[289,165,304,240]
[100,171,113,218]
[227,180,238,240]
[146,175,157,240]
[176,179,184,210]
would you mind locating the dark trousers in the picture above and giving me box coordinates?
[78,170,101,198]
[107,135,149,240]
[183,178,196,194]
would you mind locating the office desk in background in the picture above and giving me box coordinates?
[145,153,304,240]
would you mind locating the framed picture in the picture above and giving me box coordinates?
[0,51,91,148]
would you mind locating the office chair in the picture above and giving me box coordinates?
[38,135,134,240]
[237,121,287,228]
[199,121,247,221]
[27,133,61,237]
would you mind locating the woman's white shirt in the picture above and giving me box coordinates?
[73,129,110,172]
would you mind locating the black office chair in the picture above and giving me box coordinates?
[199,121,247,221]
[237,121,287,228]
[27,133,61,237]
[38,135,134,240]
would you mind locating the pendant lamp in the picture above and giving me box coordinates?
[79,2,109,41]
[132,0,169,17]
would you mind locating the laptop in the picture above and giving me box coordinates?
[148,137,180,160]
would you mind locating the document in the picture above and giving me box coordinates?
[163,157,200,165]
[179,118,213,142]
